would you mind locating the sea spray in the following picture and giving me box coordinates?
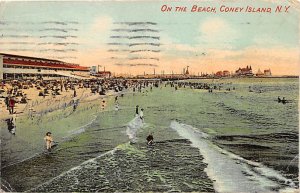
[126,116,144,143]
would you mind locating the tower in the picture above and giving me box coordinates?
[185,66,189,75]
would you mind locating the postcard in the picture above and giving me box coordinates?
[0,0,299,192]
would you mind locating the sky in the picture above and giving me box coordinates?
[0,0,299,75]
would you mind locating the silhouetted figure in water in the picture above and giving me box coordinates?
[282,97,286,104]
[278,96,281,103]
[146,133,154,146]
[278,96,287,104]
[135,105,139,116]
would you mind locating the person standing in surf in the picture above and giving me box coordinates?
[44,132,53,151]
[135,105,139,116]
[140,108,144,123]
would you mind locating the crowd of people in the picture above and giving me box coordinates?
[0,78,162,150]
[0,79,161,114]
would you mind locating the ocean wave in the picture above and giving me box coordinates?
[170,120,297,193]
[126,116,144,143]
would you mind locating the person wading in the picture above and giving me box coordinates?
[44,132,53,151]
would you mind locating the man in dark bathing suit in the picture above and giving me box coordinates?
[146,133,154,146]
[135,105,139,116]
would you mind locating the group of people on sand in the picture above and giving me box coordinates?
[1,78,162,151]
[1,78,160,146]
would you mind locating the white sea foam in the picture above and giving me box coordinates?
[170,120,297,193]
[126,116,144,142]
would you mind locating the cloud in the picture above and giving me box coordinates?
[91,16,113,34]
[198,17,239,49]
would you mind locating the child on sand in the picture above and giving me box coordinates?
[44,132,53,151]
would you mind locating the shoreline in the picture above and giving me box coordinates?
[0,86,123,169]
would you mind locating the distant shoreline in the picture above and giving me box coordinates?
[188,76,299,79]
[155,76,299,81]
[2,76,298,81]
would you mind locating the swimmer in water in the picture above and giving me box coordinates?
[146,133,154,146]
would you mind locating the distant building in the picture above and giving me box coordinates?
[264,69,272,76]
[0,53,90,80]
[185,66,190,75]
[200,72,209,77]
[223,70,230,77]
[215,71,223,77]
[215,70,230,77]
[235,66,253,76]
[95,71,112,78]
[90,66,97,75]
[256,68,264,77]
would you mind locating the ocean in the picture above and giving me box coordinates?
[1,78,298,192]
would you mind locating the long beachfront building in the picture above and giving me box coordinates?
[0,53,90,80]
